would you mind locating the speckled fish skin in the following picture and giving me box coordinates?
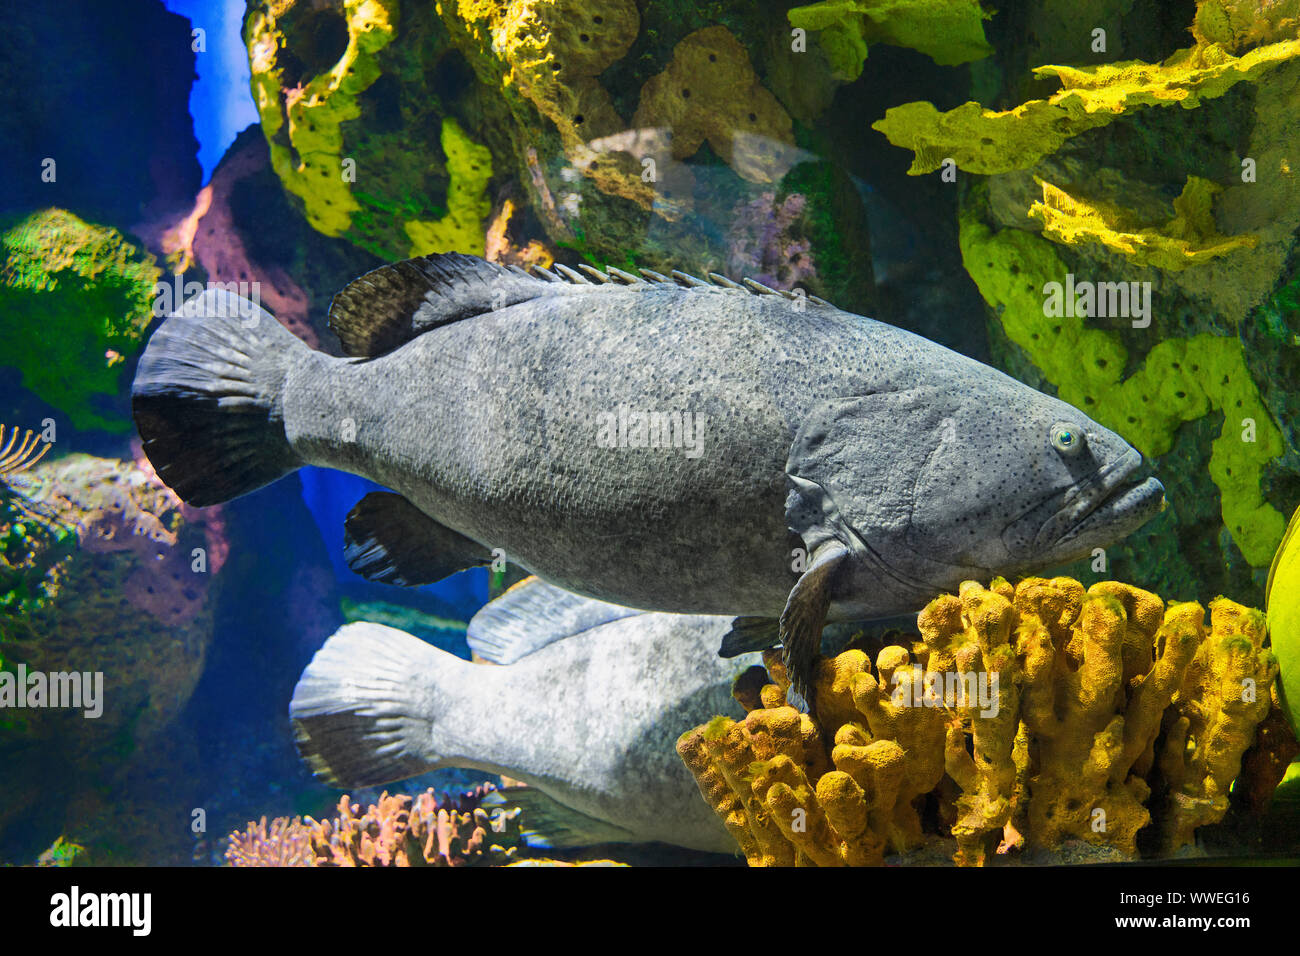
[282,269,1162,619]
[132,256,1165,700]
[290,588,761,853]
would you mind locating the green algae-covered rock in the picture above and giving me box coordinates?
[246,0,498,260]
[0,454,222,854]
[921,2,1300,608]
[0,209,160,433]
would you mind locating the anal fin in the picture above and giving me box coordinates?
[483,786,636,849]
[718,617,781,658]
[344,492,490,586]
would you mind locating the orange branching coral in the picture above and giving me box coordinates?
[226,787,525,867]
[306,787,523,867]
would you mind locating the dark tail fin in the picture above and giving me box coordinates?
[290,622,459,787]
[132,289,306,506]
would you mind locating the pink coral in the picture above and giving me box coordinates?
[306,786,523,867]
[226,817,314,867]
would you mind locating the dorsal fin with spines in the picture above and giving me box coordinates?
[328,253,834,357]
[606,267,643,285]
[554,264,589,284]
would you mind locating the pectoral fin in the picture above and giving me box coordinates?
[780,541,850,706]
[344,492,490,586]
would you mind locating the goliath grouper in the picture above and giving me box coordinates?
[133,254,1165,701]
[291,576,761,854]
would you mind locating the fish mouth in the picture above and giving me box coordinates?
[1036,448,1165,553]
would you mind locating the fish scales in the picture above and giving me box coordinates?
[132,253,1165,702]
[285,284,881,612]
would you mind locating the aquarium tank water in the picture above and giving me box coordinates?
[2,0,1299,903]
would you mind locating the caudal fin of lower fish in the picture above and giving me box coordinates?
[132,289,305,506]
[290,621,458,788]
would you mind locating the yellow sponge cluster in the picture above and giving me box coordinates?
[677,649,946,867]
[679,576,1283,866]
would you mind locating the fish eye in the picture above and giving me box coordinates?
[1050,422,1084,455]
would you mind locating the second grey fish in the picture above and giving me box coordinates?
[291,577,761,854]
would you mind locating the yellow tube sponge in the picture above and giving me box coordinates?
[1159,599,1278,852]
[918,582,1023,865]
[679,577,1282,865]
[678,643,946,866]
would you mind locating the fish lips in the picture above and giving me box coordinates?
[1005,449,1165,561]
[1032,449,1165,555]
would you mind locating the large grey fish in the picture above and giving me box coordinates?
[132,253,1164,699]
[290,576,760,854]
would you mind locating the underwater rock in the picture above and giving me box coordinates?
[873,16,1300,176]
[0,452,222,739]
[1028,176,1259,271]
[227,786,522,867]
[0,451,224,861]
[959,203,1287,574]
[437,0,659,219]
[1193,0,1300,51]
[948,30,1300,593]
[893,2,1300,332]
[631,26,795,185]
[153,126,386,359]
[159,130,317,349]
[484,196,555,270]
[437,0,826,271]
[246,0,397,238]
[679,576,1283,866]
[404,119,494,257]
[246,0,495,260]
[726,191,817,292]
[0,209,161,432]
